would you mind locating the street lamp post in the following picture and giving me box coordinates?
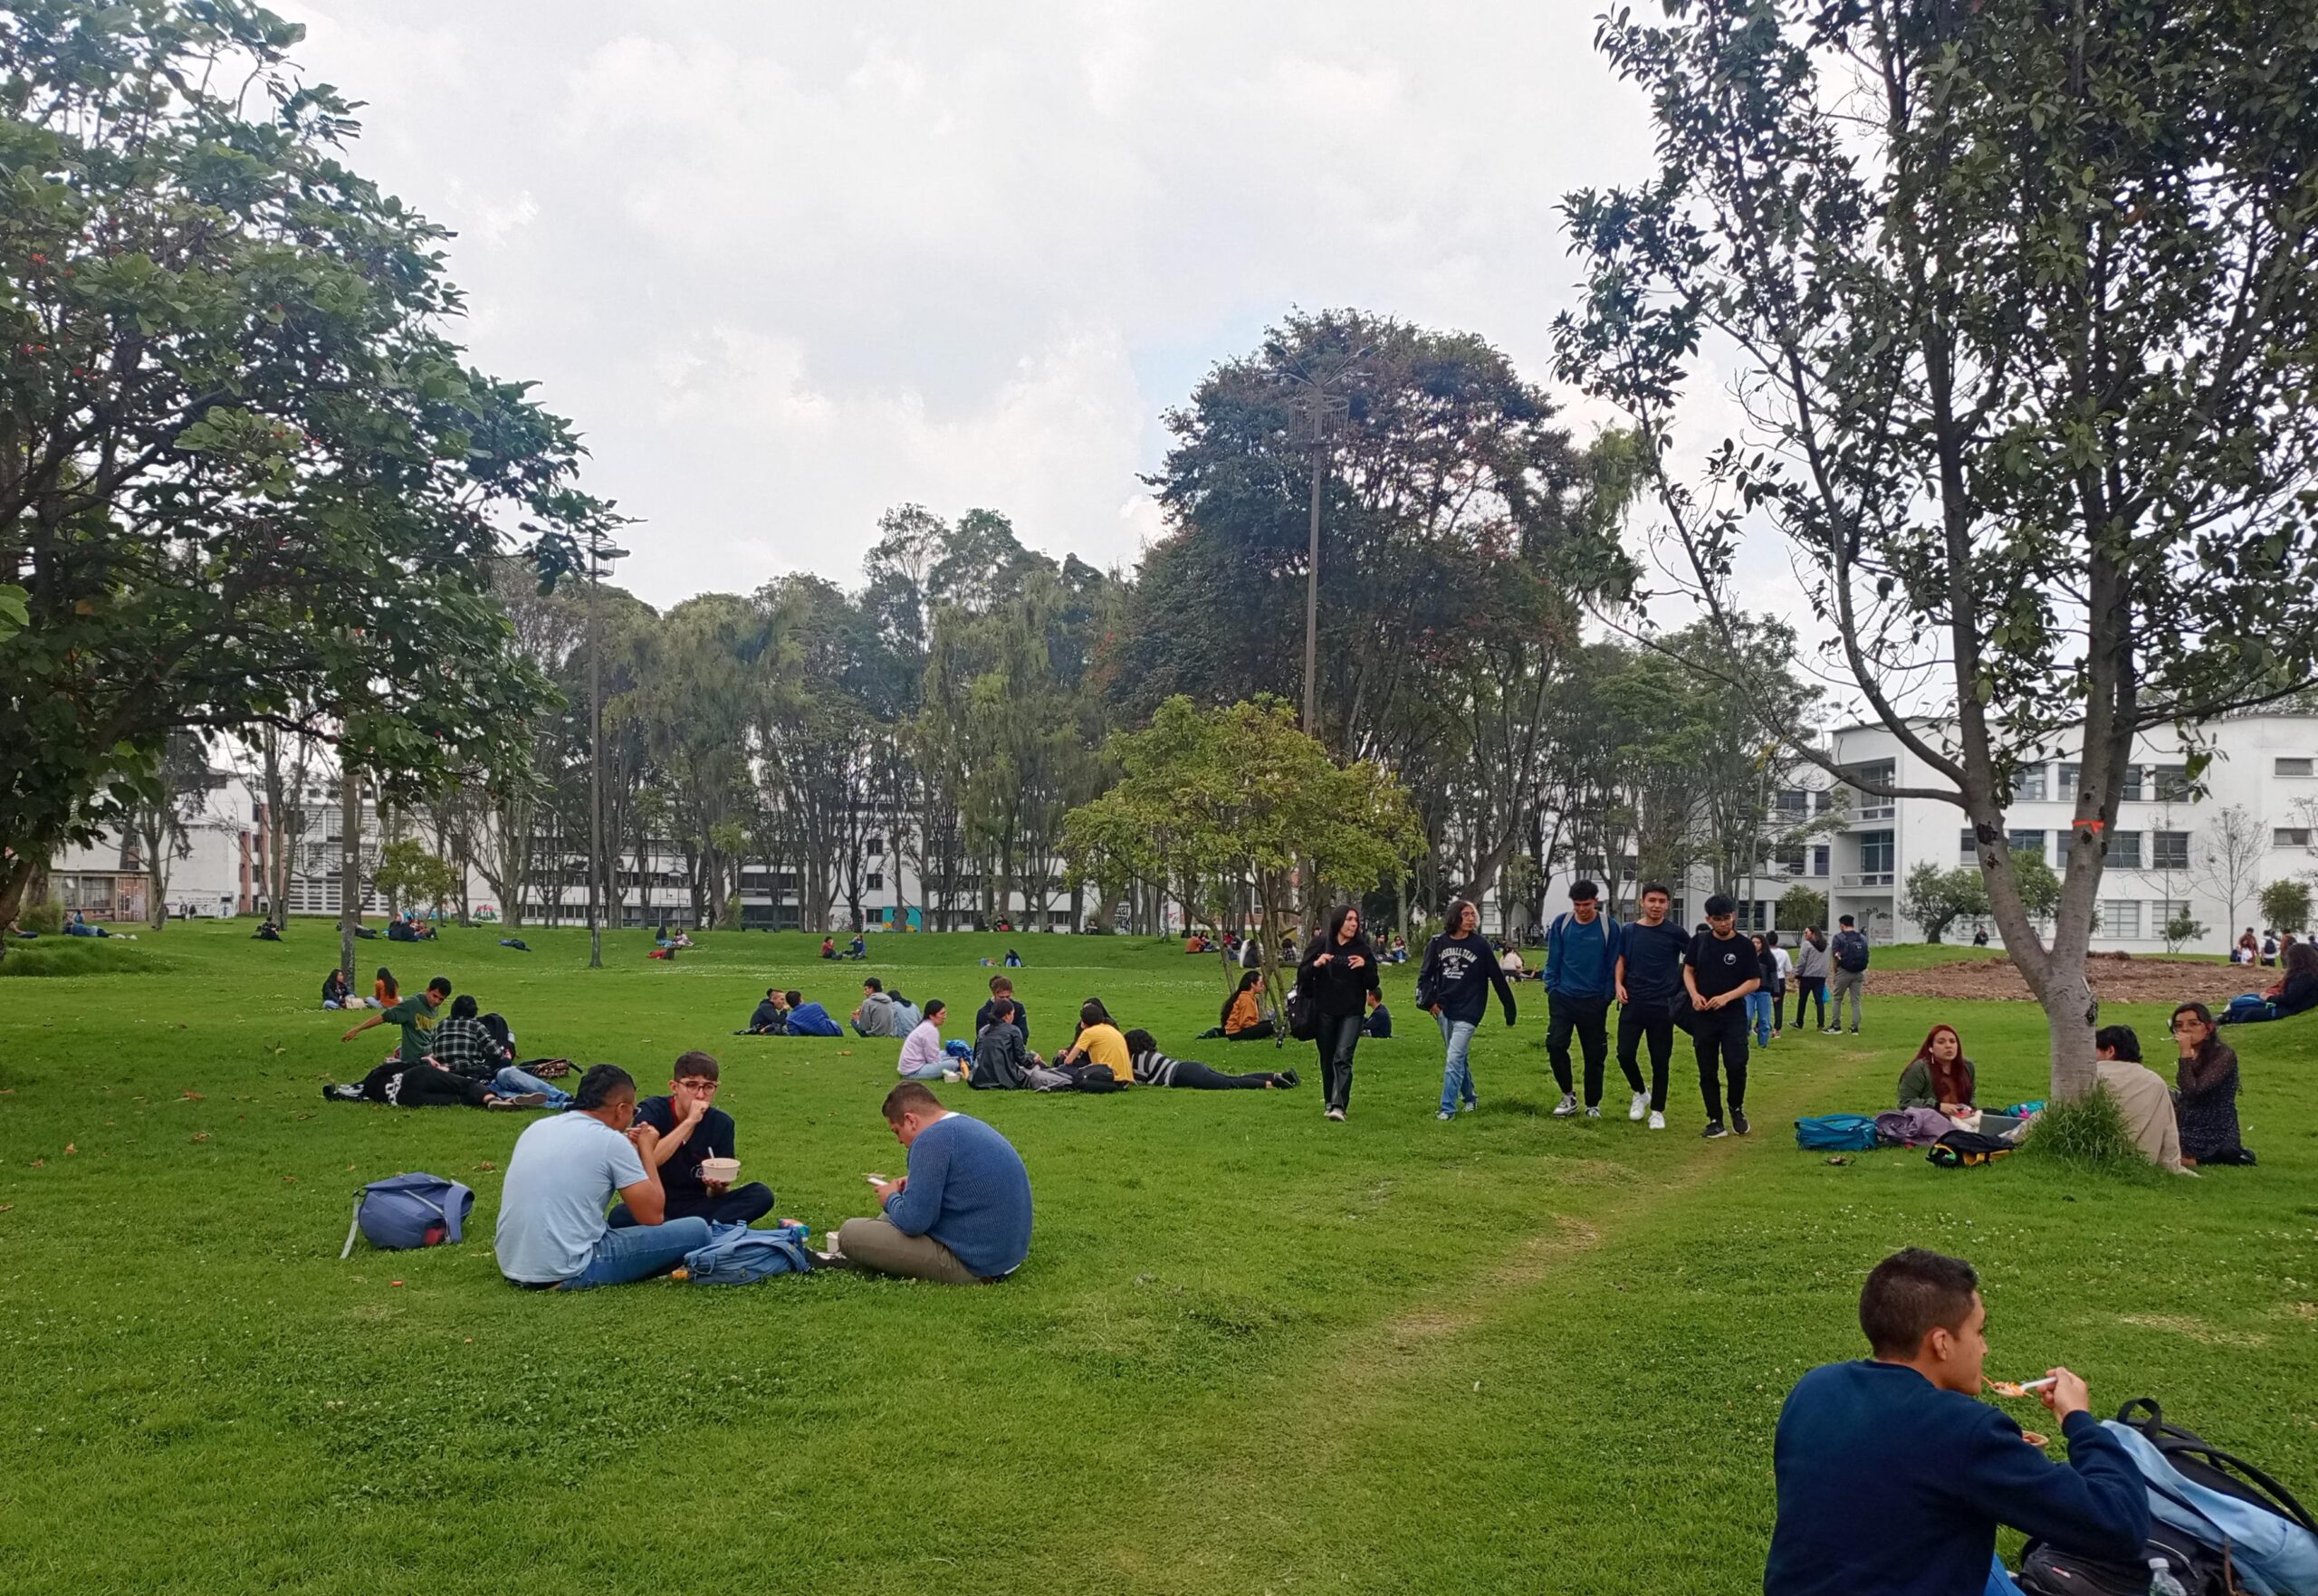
[586,537,629,970]
[1280,351,1365,740]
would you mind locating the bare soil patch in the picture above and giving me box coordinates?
[1872,954,2260,1005]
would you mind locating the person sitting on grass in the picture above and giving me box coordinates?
[819,935,837,960]
[431,993,573,1109]
[341,974,449,1070]
[334,976,539,1110]
[781,991,843,1037]
[2271,939,2318,1018]
[833,1083,1031,1285]
[852,978,904,1037]
[495,1064,714,1289]
[1763,1247,2147,1596]
[251,919,282,941]
[373,967,398,1008]
[1214,970,1276,1041]
[744,988,788,1034]
[1003,948,1023,968]
[1058,998,1133,1085]
[975,974,1029,1043]
[2093,1025,2189,1175]
[969,999,1041,1090]
[1123,1028,1297,1090]
[608,1052,776,1229]
[896,999,954,1081]
[321,968,352,1010]
[2170,1002,2253,1166]
[1897,1023,1977,1115]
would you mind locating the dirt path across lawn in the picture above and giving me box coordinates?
[1872,955,2261,1004]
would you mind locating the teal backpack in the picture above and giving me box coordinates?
[1794,1113,1880,1152]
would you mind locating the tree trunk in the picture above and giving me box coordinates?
[0,854,34,965]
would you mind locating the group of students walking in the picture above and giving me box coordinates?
[1297,881,1875,1136]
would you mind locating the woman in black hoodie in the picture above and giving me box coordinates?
[1298,904,1382,1120]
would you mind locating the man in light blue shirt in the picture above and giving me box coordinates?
[495,1064,712,1289]
[835,1083,1031,1284]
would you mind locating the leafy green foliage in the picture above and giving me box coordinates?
[2021,1087,2160,1182]
[2258,879,2311,935]
[371,838,460,919]
[1901,864,1989,944]
[1777,885,1826,932]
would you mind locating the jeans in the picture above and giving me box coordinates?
[1829,968,1866,1029]
[1436,1014,1480,1113]
[561,1216,714,1288]
[1313,1011,1363,1112]
[493,1066,572,1109]
[1615,999,1675,1112]
[1546,991,1612,1104]
[1791,977,1825,1030]
[897,1059,951,1081]
[1746,990,1776,1046]
[1692,1002,1749,1123]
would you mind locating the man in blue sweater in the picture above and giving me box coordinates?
[1766,1247,2149,1596]
[835,1083,1032,1284]
[1544,880,1621,1118]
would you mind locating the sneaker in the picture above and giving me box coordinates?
[1821,1026,1837,1035]
[1848,1027,1859,1035]
[940,1068,960,1083]
[1436,1109,1456,1122]
[1326,1106,1346,1122]
[1551,1093,1578,1118]
[1585,1105,1602,1119]
[1732,1108,1750,1136]
[1648,1110,1666,1131]
[1278,1068,1300,1087]
[1700,1120,1729,1139]
[1461,1097,1479,1113]
[1628,1091,1648,1122]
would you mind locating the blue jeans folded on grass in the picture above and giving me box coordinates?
[493,1066,571,1109]
[1435,1014,1479,1113]
[1747,991,1777,1046]
[562,1216,714,1289]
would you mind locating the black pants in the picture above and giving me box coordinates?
[1224,1020,1277,1041]
[1164,1060,1274,1089]
[609,1183,777,1228]
[1615,999,1676,1113]
[1313,1011,1362,1111]
[1792,977,1825,1029]
[364,1061,493,1108]
[1547,991,1613,1104]
[1691,1002,1749,1122]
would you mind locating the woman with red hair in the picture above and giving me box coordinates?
[1897,1024,1977,1114]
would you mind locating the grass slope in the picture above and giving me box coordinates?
[1,923,2312,1595]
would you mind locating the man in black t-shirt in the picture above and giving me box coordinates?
[1683,894,1760,1139]
[608,1052,776,1228]
[1614,883,1691,1130]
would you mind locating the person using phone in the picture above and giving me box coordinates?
[832,1083,1031,1285]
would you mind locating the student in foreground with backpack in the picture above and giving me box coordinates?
[1543,881,1621,1118]
[496,1064,714,1289]
[1413,894,1518,1122]
[610,1052,776,1229]
[832,1083,1032,1285]
[1825,914,1871,1034]
[1764,1247,2149,1596]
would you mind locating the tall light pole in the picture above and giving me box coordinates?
[586,536,629,970]
[1280,349,1365,739]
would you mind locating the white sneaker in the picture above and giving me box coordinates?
[1648,1111,1665,1131]
[1461,1098,1479,1113]
[1585,1105,1602,1119]
[1628,1091,1648,1122]
[1551,1093,1578,1118]
[1436,1109,1455,1122]
[1326,1106,1346,1122]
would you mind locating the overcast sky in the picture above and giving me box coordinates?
[267,2,1739,614]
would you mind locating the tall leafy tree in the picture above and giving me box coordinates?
[1557,0,2318,1093]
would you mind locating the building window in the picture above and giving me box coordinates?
[2277,758,2314,778]
[1847,760,1896,819]
[2108,830,2142,868]
[1812,845,1829,877]
[2007,829,2045,862]
[1775,846,1806,875]
[2120,766,2145,801]
[1959,827,1978,861]
[1860,830,1894,875]
[2275,827,2311,848]
[867,836,885,857]
[2102,900,2142,939]
[866,872,884,892]
[2150,898,2190,931]
[2056,762,2082,799]
[2017,766,2047,802]
[2152,830,2190,870]
[2152,765,2192,802]
[1774,788,1810,821]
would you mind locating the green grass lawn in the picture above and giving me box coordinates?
[2,922,2313,1595]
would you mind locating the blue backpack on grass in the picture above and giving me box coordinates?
[680,1222,815,1285]
[341,1172,474,1257]
[1794,1113,1880,1152]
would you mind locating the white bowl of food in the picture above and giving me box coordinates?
[697,1156,741,1185]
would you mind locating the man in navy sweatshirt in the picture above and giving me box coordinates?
[836,1083,1032,1284]
[1765,1247,2149,1596]
[1543,880,1621,1118]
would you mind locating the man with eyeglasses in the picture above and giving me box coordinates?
[608,1051,777,1228]
[1683,894,1760,1139]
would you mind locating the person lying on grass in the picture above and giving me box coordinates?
[430,993,571,1109]
[832,1082,1030,1285]
[1058,999,1132,1084]
[896,999,955,1081]
[1764,1247,2147,1596]
[1123,1028,1297,1090]
[1897,1023,1977,1115]
[496,1064,714,1290]
[608,1052,775,1229]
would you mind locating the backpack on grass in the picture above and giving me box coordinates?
[1794,1113,1880,1152]
[679,1222,814,1285]
[341,1172,474,1257]
[2110,1398,2318,1593]
[1926,1130,2014,1168]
